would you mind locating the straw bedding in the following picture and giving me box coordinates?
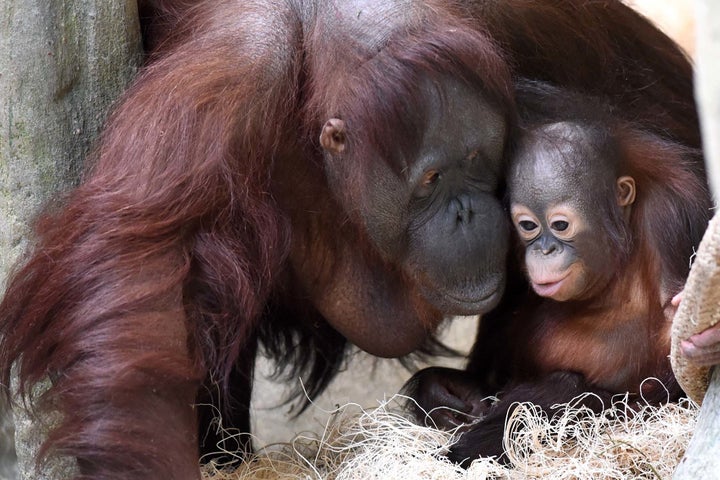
[201,393,697,480]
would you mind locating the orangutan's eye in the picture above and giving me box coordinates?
[551,220,569,232]
[422,169,441,186]
[519,220,538,232]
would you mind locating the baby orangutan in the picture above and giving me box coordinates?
[510,121,637,303]
[404,102,711,465]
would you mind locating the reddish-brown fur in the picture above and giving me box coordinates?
[509,126,711,393]
[0,1,706,478]
[405,92,711,463]
[1,2,513,479]
[3,6,298,475]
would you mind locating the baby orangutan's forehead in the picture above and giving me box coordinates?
[510,122,613,207]
[510,151,579,205]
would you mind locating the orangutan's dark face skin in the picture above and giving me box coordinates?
[320,76,509,315]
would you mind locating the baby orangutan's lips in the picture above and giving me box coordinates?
[531,273,570,298]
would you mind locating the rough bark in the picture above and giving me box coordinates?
[673,368,720,477]
[0,2,142,478]
[673,1,720,478]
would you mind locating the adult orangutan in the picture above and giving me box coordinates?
[404,83,711,465]
[0,1,703,479]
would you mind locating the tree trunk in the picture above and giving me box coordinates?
[673,1,720,478]
[674,367,720,477]
[0,1,142,478]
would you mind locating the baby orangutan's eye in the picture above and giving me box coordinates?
[551,220,569,231]
[519,220,538,232]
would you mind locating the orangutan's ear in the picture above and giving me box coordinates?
[320,118,346,154]
[616,175,636,207]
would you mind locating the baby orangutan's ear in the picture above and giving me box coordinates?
[616,175,636,207]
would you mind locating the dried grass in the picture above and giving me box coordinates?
[200,393,698,480]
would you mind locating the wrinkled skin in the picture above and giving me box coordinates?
[319,76,509,319]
